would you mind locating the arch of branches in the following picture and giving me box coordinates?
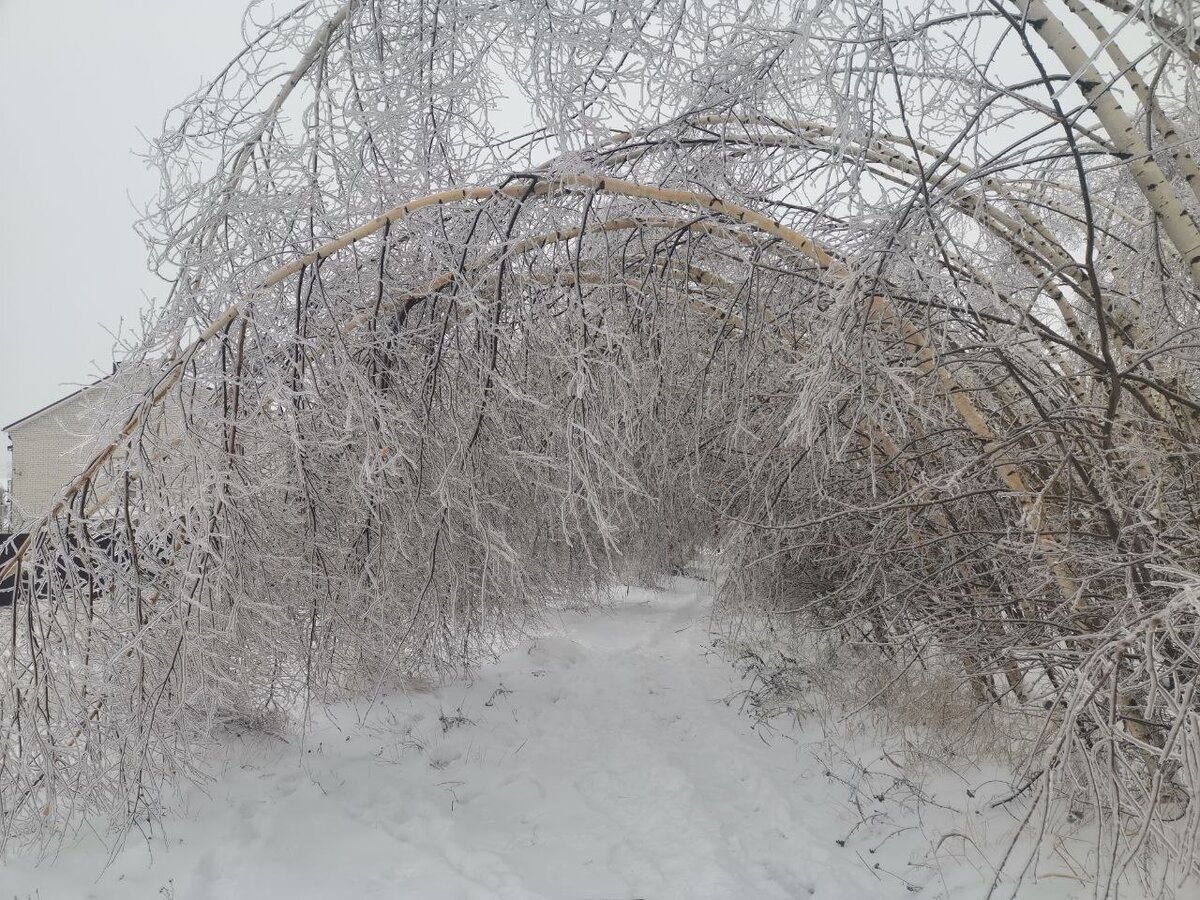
[2,0,1199,890]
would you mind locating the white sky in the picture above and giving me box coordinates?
[0,0,250,434]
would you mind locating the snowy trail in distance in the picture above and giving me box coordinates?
[3,579,1107,899]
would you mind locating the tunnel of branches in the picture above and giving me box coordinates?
[2,0,1199,886]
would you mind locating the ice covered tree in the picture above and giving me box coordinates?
[2,0,1199,891]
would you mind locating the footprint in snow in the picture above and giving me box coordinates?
[526,636,585,668]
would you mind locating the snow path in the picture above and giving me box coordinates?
[3,580,1113,898]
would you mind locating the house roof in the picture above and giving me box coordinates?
[4,374,113,433]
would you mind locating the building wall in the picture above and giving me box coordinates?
[8,388,104,530]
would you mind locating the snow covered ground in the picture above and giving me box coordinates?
[3,579,1143,898]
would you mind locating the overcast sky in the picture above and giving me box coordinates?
[0,0,250,433]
